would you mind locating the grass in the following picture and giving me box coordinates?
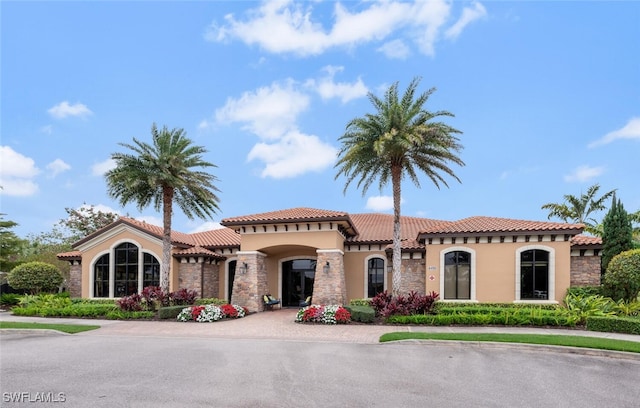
[379,332,640,353]
[0,321,101,334]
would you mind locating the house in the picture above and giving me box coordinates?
[57,207,602,312]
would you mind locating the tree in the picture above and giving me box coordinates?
[335,77,464,296]
[541,183,615,235]
[58,204,120,242]
[0,215,27,273]
[602,249,640,302]
[601,194,633,273]
[7,261,63,294]
[105,124,221,293]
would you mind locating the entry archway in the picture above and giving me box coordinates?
[281,258,316,307]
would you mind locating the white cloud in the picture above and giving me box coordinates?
[216,80,309,140]
[310,66,368,103]
[0,146,40,196]
[189,221,225,233]
[40,125,53,135]
[365,195,404,211]
[564,165,605,183]
[247,131,337,178]
[206,0,484,57]
[588,117,640,148]
[91,158,116,176]
[47,101,93,119]
[134,215,162,227]
[377,39,411,59]
[46,159,71,178]
[444,1,487,40]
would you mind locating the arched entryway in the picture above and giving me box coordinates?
[282,259,316,307]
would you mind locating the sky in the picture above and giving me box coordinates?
[1,0,639,239]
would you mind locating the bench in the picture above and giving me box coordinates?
[263,294,280,311]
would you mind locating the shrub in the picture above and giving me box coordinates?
[0,293,22,307]
[564,292,616,324]
[140,286,167,310]
[387,310,579,327]
[566,286,602,297]
[195,297,227,306]
[295,305,351,324]
[587,315,640,335]
[7,262,63,294]
[170,288,198,306]
[349,299,372,307]
[105,310,155,320]
[11,293,118,317]
[158,305,190,319]
[603,249,640,302]
[370,291,439,318]
[345,305,375,323]
[117,294,143,311]
[176,304,247,322]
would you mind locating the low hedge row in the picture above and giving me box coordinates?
[158,305,190,319]
[345,305,375,323]
[586,316,640,335]
[12,303,119,317]
[387,311,579,327]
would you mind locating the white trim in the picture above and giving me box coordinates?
[76,224,163,252]
[515,245,555,302]
[236,250,267,257]
[316,249,344,255]
[363,254,387,299]
[439,247,476,301]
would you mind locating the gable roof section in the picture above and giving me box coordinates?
[418,216,584,237]
[221,207,358,237]
[348,213,450,244]
[570,234,603,248]
[190,228,240,249]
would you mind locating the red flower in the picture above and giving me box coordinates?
[190,306,205,320]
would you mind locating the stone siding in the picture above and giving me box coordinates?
[201,262,219,299]
[399,257,425,294]
[313,250,347,306]
[231,252,268,312]
[68,261,82,298]
[570,255,601,287]
[178,260,203,297]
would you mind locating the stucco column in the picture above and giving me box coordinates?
[231,251,267,312]
[312,249,346,306]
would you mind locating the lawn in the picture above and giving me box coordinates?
[379,332,640,353]
[0,321,101,334]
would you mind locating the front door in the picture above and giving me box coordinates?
[282,259,316,307]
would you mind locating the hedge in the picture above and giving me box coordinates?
[586,316,640,335]
[158,305,191,319]
[345,305,375,323]
[387,310,579,327]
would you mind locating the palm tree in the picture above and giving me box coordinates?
[105,124,221,293]
[335,77,464,296]
[541,184,615,235]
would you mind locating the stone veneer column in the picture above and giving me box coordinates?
[312,249,346,306]
[399,256,426,294]
[178,258,204,297]
[201,262,219,299]
[231,251,267,312]
[68,260,82,298]
[570,255,602,286]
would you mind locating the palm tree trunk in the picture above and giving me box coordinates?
[391,164,402,297]
[161,186,174,294]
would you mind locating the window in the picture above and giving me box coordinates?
[367,257,385,298]
[143,253,160,288]
[94,254,110,298]
[444,251,471,300]
[227,260,237,303]
[520,249,549,300]
[115,243,138,297]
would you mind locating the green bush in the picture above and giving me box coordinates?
[564,293,616,324]
[603,249,640,302]
[387,309,579,327]
[0,293,22,306]
[11,293,119,317]
[158,305,191,319]
[7,262,63,294]
[105,310,155,320]
[195,298,227,306]
[71,298,117,305]
[349,299,372,307]
[345,305,375,323]
[566,286,602,297]
[587,315,640,335]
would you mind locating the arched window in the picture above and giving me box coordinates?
[143,253,160,288]
[444,251,471,300]
[367,257,385,298]
[520,249,549,300]
[115,243,139,297]
[94,254,110,298]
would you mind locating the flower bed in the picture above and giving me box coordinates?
[295,305,351,324]
[177,304,247,322]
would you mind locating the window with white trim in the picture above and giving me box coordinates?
[367,257,385,298]
[444,250,471,300]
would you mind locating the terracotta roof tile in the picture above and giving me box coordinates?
[190,228,240,248]
[349,213,450,243]
[57,251,82,259]
[570,234,603,247]
[419,216,584,236]
[120,217,195,246]
[173,246,225,258]
[221,207,351,224]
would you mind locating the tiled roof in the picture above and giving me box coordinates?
[190,228,240,248]
[119,217,195,246]
[349,213,450,243]
[419,216,584,236]
[384,239,425,252]
[57,251,82,259]
[570,234,603,247]
[173,246,225,258]
[221,207,351,224]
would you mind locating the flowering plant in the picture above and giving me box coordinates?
[177,303,247,322]
[295,304,351,324]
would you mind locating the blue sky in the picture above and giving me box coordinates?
[1,0,639,239]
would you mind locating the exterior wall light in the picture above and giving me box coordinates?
[323,261,330,274]
[239,262,248,274]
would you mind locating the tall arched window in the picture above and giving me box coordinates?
[143,253,160,288]
[520,249,549,300]
[444,251,471,300]
[94,254,110,298]
[115,243,139,297]
[367,257,385,298]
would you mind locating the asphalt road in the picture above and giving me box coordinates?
[1,332,639,407]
